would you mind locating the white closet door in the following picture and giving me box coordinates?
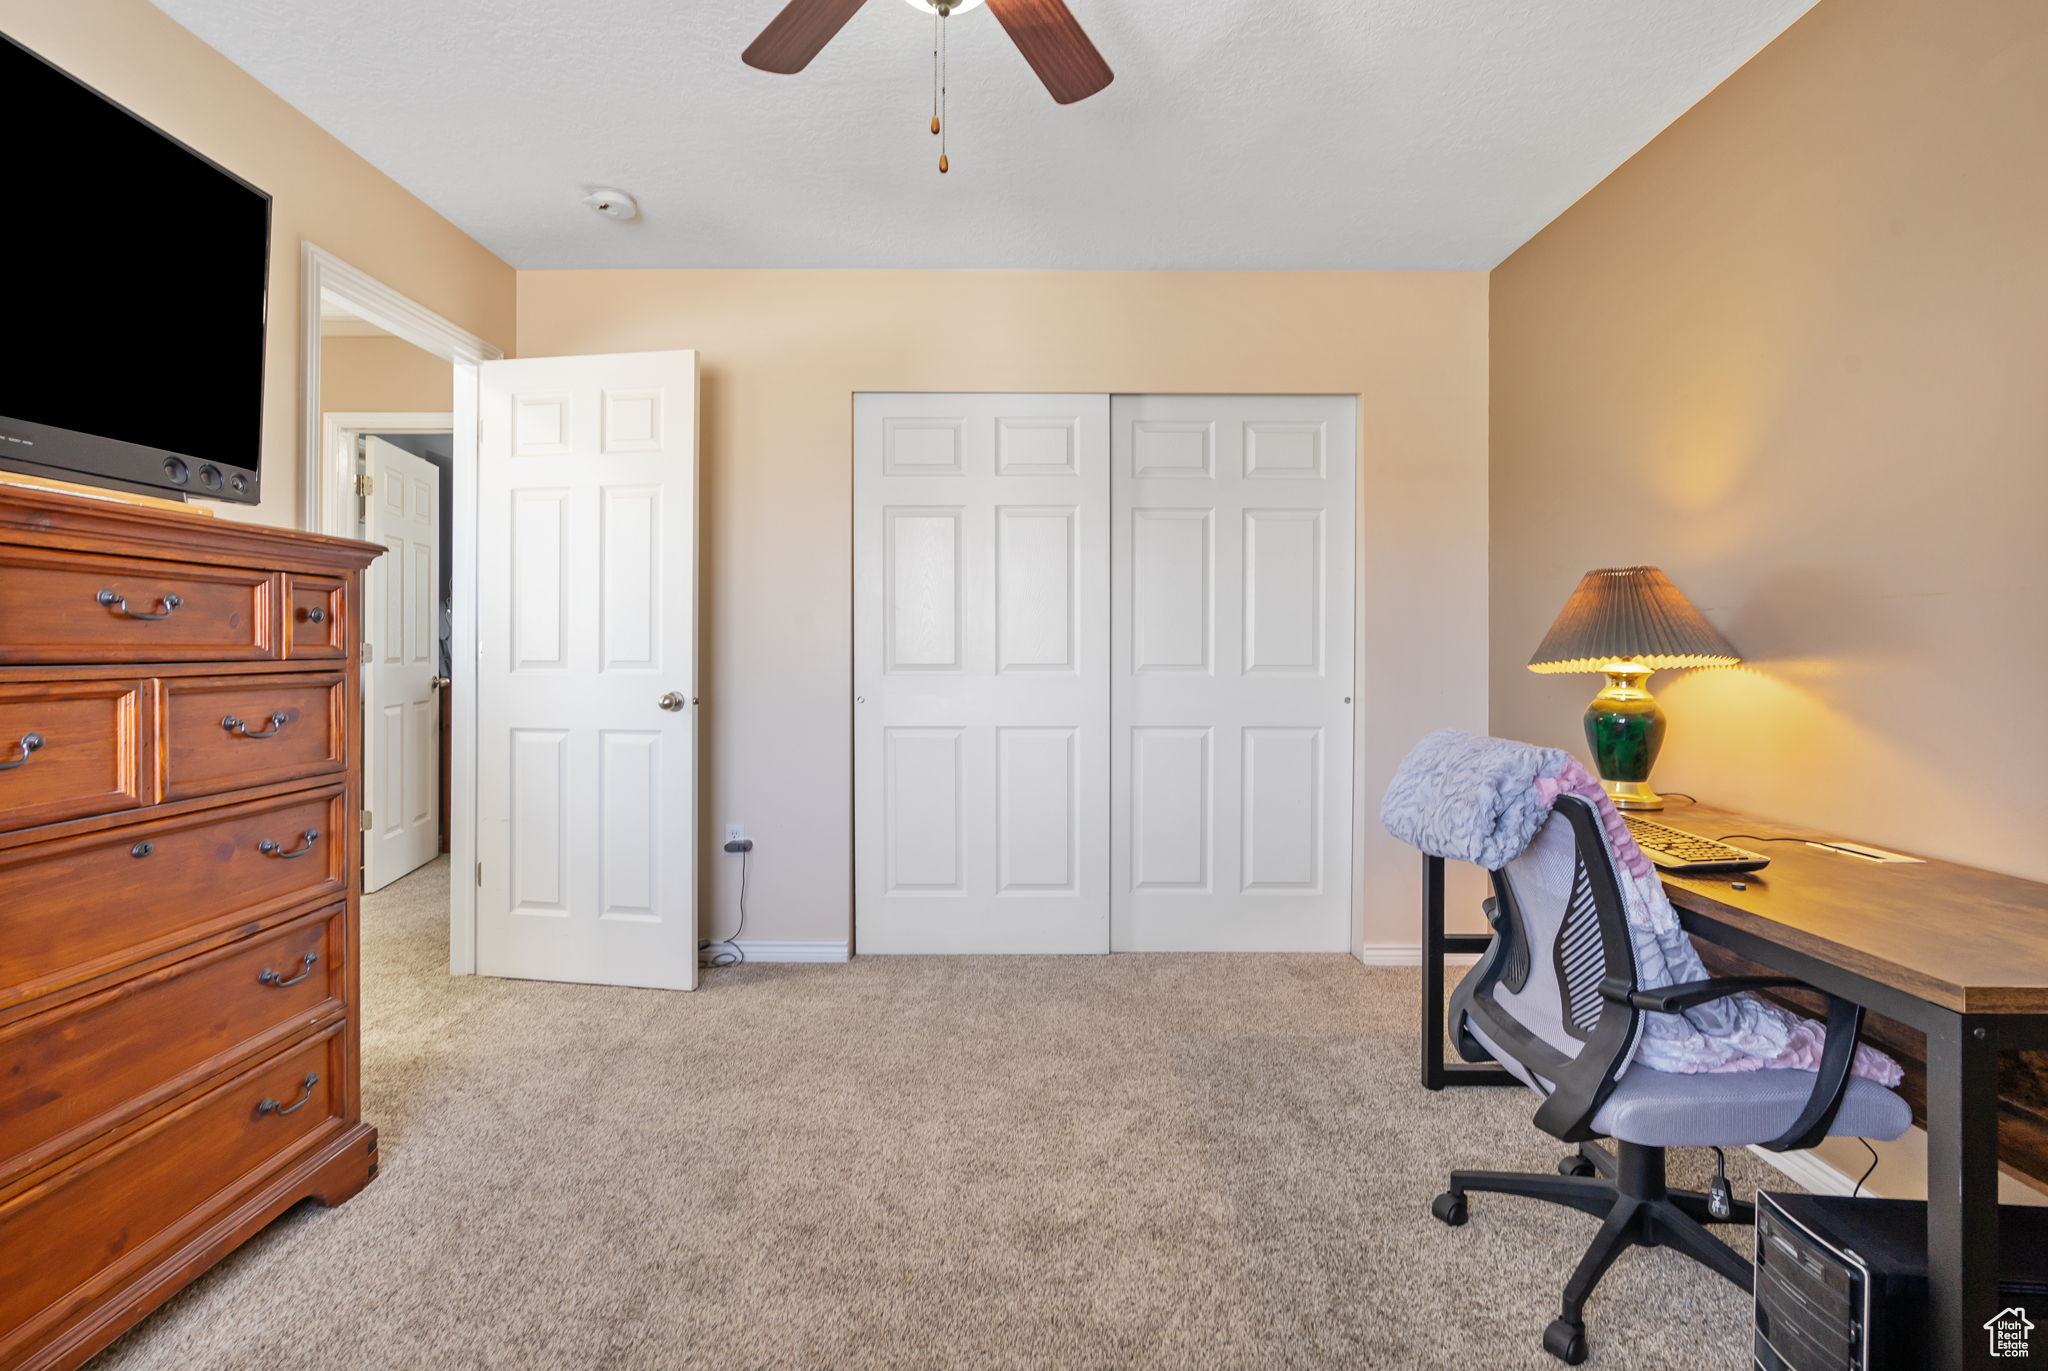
[475,351,699,990]
[854,394,1110,954]
[1111,395,1356,951]
[361,436,442,893]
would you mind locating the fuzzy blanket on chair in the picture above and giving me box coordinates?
[1382,729,1901,1085]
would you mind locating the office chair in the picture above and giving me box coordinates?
[1429,795,1910,1365]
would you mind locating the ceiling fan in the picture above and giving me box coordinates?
[743,0,1113,171]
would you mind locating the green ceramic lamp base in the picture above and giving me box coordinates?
[1583,662,1667,811]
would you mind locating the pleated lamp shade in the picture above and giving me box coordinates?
[1527,566,1740,675]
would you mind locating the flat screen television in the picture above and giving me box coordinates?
[0,33,270,504]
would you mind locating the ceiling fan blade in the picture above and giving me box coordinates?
[985,0,1114,104]
[742,0,870,75]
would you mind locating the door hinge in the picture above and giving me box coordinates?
[360,810,373,831]
[355,473,374,497]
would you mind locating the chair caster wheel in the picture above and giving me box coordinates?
[1431,1192,1468,1227]
[1557,1153,1597,1178]
[1543,1318,1589,1365]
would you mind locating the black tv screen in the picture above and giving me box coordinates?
[0,33,270,503]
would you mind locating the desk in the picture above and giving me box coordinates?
[1418,800,2048,1371]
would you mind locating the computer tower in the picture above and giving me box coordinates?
[1754,1191,2048,1370]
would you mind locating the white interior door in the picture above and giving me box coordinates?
[361,435,441,893]
[475,351,699,990]
[854,394,1110,954]
[1111,395,1356,951]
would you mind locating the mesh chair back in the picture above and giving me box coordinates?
[1449,795,1644,1141]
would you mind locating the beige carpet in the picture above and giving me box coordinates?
[96,858,1785,1370]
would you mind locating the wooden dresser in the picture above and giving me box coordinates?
[0,486,382,1370]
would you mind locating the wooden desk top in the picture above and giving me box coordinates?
[1656,801,2048,1015]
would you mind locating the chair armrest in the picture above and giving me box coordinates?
[1761,993,1867,1152]
[1600,975,1807,1014]
[1595,975,1870,1152]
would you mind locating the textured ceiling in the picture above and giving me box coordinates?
[149,0,1816,269]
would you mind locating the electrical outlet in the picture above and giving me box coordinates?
[725,824,745,847]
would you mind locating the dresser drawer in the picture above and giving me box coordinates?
[0,1028,342,1358]
[0,545,280,664]
[0,904,344,1187]
[0,678,155,834]
[0,787,346,1012]
[286,575,348,659]
[164,673,346,801]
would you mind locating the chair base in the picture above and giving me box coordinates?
[1433,1141,1753,1365]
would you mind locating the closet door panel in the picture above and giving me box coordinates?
[1111,395,1356,952]
[854,394,1110,954]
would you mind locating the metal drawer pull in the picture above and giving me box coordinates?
[258,951,319,988]
[97,588,183,620]
[258,829,320,859]
[257,1073,320,1117]
[304,606,327,623]
[223,710,290,739]
[0,732,43,770]
[130,840,154,859]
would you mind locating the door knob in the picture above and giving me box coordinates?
[658,692,686,712]
[430,676,451,690]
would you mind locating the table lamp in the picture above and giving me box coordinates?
[1527,566,1740,811]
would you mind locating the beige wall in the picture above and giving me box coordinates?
[517,270,1491,952]
[1489,0,2048,1201]
[1,0,513,527]
[320,335,454,416]
[1490,0,2048,883]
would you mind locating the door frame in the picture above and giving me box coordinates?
[848,390,1364,956]
[299,242,501,975]
[319,412,454,537]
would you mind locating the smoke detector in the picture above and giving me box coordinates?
[582,188,639,221]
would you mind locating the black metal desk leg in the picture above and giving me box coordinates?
[1422,855,1447,1090]
[1925,1013,2000,1371]
[1418,853,1514,1090]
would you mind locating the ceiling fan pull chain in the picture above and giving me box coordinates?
[938,7,950,173]
[931,8,940,135]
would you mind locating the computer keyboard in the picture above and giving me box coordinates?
[1619,814,1771,874]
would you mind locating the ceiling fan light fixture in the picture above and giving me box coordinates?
[899,0,987,12]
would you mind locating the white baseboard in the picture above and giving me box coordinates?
[1355,942,1482,967]
[731,939,850,964]
[1747,1144,1871,1198]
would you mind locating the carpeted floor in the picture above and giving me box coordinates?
[95,858,1785,1369]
